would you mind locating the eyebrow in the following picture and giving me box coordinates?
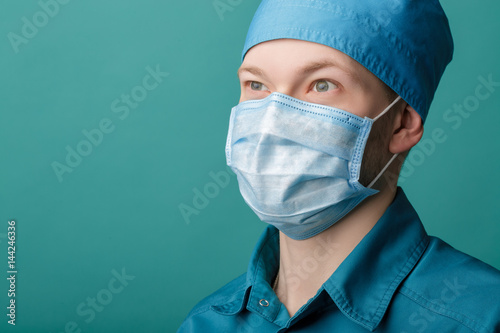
[237,66,265,78]
[237,59,361,85]
[300,60,351,75]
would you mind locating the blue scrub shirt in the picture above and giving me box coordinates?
[178,188,500,332]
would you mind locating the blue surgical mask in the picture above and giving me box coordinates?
[225,92,401,240]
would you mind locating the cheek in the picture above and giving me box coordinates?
[239,91,253,103]
[360,93,393,118]
[239,88,270,102]
[304,89,340,104]
[346,95,384,118]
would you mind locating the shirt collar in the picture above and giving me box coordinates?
[212,188,430,331]
[323,188,429,330]
[211,223,280,318]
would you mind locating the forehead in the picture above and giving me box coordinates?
[239,39,381,86]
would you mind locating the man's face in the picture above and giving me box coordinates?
[237,39,393,120]
[237,39,397,187]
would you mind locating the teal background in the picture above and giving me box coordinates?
[0,0,499,332]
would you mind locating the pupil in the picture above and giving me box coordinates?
[251,82,261,90]
[317,81,328,92]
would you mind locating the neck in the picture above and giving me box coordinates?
[274,185,396,317]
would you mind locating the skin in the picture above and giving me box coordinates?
[237,39,424,317]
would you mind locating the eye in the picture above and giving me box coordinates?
[250,81,269,91]
[313,80,338,92]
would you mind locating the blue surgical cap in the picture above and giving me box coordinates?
[242,0,454,123]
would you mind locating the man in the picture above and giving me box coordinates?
[179,0,500,331]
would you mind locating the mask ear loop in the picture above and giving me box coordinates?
[373,96,402,122]
[367,154,399,188]
[367,96,402,189]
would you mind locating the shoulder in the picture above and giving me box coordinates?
[177,273,248,331]
[398,236,500,332]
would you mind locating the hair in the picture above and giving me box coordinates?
[358,82,402,188]
[383,82,399,104]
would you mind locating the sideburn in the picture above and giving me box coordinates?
[358,110,396,187]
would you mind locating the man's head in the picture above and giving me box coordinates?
[237,39,421,190]
[237,0,454,190]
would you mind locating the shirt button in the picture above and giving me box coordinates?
[259,299,270,307]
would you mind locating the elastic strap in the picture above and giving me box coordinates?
[367,96,403,188]
[373,96,402,122]
[367,153,399,188]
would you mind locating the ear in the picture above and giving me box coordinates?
[389,103,424,154]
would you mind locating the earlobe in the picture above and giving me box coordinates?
[389,104,424,154]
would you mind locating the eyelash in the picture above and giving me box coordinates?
[311,80,339,93]
[249,81,268,91]
[246,80,340,92]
